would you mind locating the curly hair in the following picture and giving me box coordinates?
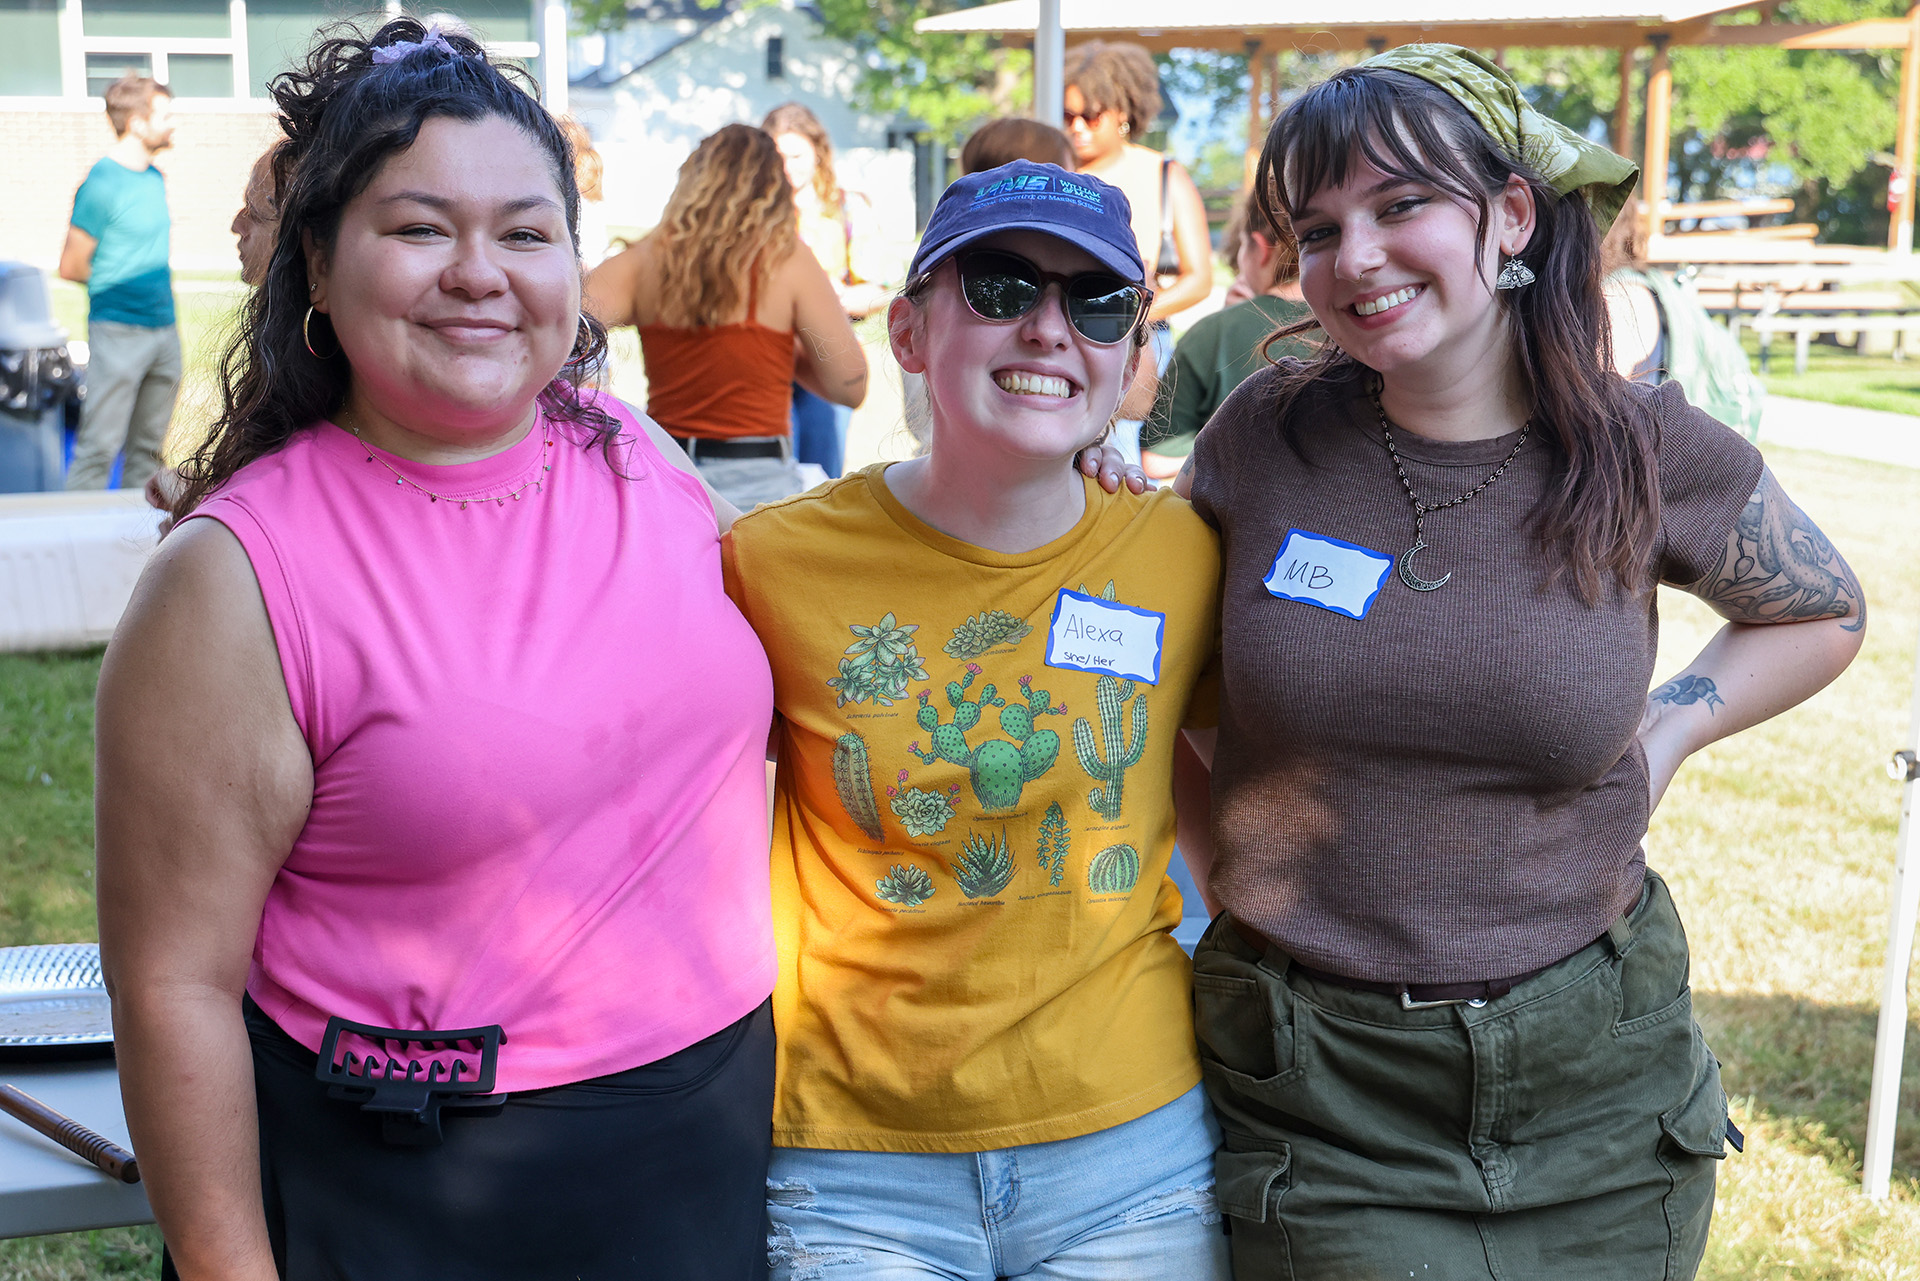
[1062,42,1162,134]
[1255,66,1659,602]
[651,124,798,330]
[761,101,840,217]
[169,16,613,525]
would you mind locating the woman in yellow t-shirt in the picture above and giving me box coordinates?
[722,163,1230,1280]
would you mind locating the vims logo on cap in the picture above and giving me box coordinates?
[973,173,1106,211]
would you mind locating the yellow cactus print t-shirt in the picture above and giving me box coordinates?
[722,463,1221,1153]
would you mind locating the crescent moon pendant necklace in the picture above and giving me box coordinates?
[1372,388,1531,593]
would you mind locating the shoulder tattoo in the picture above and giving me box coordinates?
[1695,468,1865,631]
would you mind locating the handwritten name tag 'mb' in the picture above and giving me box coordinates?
[1045,589,1165,684]
[1263,529,1393,620]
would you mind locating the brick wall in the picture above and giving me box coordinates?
[3,105,282,275]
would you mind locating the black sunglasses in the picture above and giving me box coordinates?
[953,250,1148,346]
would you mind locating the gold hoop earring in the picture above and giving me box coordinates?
[303,306,339,360]
[1120,121,1131,136]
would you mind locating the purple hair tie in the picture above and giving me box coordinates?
[371,25,456,65]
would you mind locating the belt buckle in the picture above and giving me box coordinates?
[315,1016,508,1146]
[1399,991,1488,1011]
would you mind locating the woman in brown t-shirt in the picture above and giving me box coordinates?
[1174,46,1865,1280]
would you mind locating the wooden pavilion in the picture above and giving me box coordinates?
[918,0,1920,252]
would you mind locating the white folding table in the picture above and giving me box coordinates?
[0,1058,150,1237]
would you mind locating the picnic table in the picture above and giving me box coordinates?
[0,1057,149,1238]
[1642,246,1920,374]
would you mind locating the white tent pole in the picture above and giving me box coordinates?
[1864,623,1920,1201]
[542,0,568,114]
[1034,0,1064,128]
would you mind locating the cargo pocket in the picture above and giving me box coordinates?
[1657,1032,1728,1280]
[1659,1057,1729,1160]
[1215,1142,1296,1280]
[1215,1141,1292,1222]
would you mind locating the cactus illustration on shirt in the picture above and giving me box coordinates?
[1088,842,1141,893]
[1072,675,1147,820]
[945,609,1034,660]
[827,612,929,707]
[1036,802,1070,887]
[952,829,1016,899]
[1076,580,1119,601]
[907,667,1063,811]
[875,863,936,906]
[830,733,885,841]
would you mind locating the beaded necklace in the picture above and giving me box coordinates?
[346,417,554,510]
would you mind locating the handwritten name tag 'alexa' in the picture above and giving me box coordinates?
[1045,589,1165,684]
[1263,529,1393,620]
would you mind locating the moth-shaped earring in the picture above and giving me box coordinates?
[1496,257,1536,290]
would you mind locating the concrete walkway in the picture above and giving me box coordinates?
[1760,396,1920,470]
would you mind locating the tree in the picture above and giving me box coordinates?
[1505,3,1904,244]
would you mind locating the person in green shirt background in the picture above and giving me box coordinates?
[1142,192,1313,462]
[58,72,180,491]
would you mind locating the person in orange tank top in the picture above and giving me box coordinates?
[587,125,868,510]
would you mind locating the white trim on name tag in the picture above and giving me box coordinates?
[1262,529,1393,620]
[1044,589,1165,684]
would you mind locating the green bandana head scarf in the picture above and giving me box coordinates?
[1362,43,1639,233]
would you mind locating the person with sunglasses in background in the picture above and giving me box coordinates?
[723,162,1232,1280]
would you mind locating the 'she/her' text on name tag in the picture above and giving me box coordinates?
[1045,589,1164,684]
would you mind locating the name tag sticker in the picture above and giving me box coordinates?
[1044,589,1164,684]
[1263,529,1393,620]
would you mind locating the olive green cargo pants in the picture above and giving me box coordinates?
[1192,872,1733,1281]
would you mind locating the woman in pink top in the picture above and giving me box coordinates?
[95,20,776,1279]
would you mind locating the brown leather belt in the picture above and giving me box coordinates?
[1231,920,1554,1008]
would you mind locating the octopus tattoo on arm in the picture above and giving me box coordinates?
[1690,467,1866,633]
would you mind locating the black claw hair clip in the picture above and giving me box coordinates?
[314,1016,507,1146]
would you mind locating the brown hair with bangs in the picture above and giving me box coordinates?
[1254,67,1659,604]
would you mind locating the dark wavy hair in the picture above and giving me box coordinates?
[1254,67,1659,602]
[171,15,614,523]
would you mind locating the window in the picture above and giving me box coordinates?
[766,34,783,81]
[244,0,339,96]
[86,51,151,98]
[169,52,234,96]
[82,0,230,39]
[0,0,62,96]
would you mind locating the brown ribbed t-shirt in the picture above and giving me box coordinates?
[1189,371,1763,984]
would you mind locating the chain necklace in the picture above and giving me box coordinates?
[346,418,554,510]
[1371,389,1530,592]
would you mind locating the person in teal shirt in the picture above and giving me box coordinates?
[1143,193,1313,459]
[59,72,179,491]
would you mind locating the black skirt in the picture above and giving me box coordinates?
[164,994,775,1281]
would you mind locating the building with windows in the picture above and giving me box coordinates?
[1,1,568,272]
[566,0,911,255]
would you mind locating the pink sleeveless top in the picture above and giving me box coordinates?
[185,391,776,1091]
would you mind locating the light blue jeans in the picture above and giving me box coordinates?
[766,1084,1231,1280]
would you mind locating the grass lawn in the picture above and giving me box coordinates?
[3,445,1919,1266]
[1744,330,1920,418]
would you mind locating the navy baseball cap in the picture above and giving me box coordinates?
[908,161,1144,284]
